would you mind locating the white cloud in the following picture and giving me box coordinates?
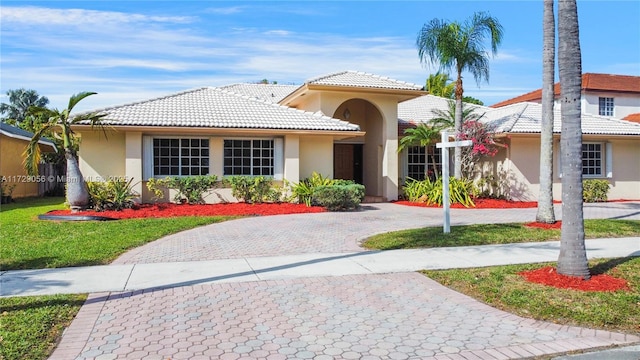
[204,6,247,15]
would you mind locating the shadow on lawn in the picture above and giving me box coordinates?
[590,256,638,276]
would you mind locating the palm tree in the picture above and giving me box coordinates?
[426,72,455,98]
[0,88,49,124]
[416,11,503,179]
[24,92,106,212]
[536,0,557,224]
[557,0,590,279]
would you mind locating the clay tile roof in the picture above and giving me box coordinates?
[306,70,423,91]
[491,73,640,108]
[623,113,640,123]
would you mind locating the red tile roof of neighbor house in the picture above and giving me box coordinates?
[491,73,640,108]
[623,113,640,123]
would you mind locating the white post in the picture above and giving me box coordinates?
[436,130,473,234]
[441,131,451,233]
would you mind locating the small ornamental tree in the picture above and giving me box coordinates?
[458,120,501,179]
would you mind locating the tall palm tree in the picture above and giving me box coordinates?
[0,88,49,124]
[24,92,106,212]
[426,72,455,98]
[536,0,557,224]
[557,0,590,279]
[417,11,503,179]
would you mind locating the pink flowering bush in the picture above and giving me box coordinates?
[457,120,501,179]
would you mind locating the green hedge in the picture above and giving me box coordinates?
[583,179,610,203]
[313,184,365,211]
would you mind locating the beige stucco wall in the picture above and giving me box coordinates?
[0,135,40,198]
[506,135,640,201]
[78,131,126,181]
[299,135,333,179]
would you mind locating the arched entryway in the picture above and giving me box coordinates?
[333,99,384,197]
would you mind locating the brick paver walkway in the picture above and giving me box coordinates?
[50,202,640,359]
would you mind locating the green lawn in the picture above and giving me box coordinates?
[363,219,640,250]
[0,197,235,270]
[0,294,87,360]
[422,257,640,334]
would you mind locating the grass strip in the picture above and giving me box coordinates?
[363,219,640,250]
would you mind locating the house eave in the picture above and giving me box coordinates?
[280,84,427,106]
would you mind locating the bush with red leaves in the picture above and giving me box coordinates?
[47,202,326,219]
[519,266,629,292]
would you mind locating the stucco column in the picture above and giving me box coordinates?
[125,132,143,203]
[284,134,300,184]
[382,108,399,201]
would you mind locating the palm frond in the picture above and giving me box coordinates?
[23,124,54,175]
[68,92,98,113]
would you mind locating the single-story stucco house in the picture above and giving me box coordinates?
[0,122,57,199]
[73,71,640,203]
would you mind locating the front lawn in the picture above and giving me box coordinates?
[0,197,234,270]
[422,257,640,334]
[362,219,640,250]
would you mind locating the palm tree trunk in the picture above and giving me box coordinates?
[65,148,90,212]
[557,0,590,279]
[536,0,557,224]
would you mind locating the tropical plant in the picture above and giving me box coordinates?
[536,0,557,224]
[417,11,503,179]
[398,124,441,179]
[425,72,455,98]
[0,88,49,124]
[147,175,219,204]
[403,177,476,207]
[557,0,589,279]
[225,175,277,204]
[24,92,106,212]
[87,178,138,211]
[313,184,365,211]
[290,172,333,206]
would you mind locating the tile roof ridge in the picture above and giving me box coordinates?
[305,70,350,84]
[77,87,213,115]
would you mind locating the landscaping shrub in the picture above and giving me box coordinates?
[313,184,365,211]
[403,177,476,207]
[1,176,16,204]
[583,179,610,202]
[290,172,334,206]
[225,176,280,204]
[87,177,138,211]
[147,175,219,204]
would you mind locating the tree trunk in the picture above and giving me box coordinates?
[536,0,557,224]
[454,74,463,179]
[65,148,90,212]
[557,0,590,279]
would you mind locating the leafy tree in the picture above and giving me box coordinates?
[0,88,49,124]
[536,0,557,224]
[462,96,484,106]
[398,124,442,179]
[25,92,106,212]
[425,72,455,98]
[417,11,503,178]
[557,0,589,279]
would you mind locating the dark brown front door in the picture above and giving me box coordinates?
[334,144,363,184]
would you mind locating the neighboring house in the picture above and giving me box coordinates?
[73,70,640,203]
[0,122,57,198]
[492,73,640,119]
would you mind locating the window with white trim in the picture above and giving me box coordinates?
[223,139,274,176]
[153,138,209,176]
[598,97,614,116]
[407,145,441,181]
[582,142,603,176]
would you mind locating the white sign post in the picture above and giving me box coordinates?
[436,131,473,233]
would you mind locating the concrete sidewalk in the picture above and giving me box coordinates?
[2,237,639,297]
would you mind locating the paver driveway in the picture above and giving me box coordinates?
[50,202,640,359]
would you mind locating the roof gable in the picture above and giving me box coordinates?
[75,87,361,132]
[306,70,423,91]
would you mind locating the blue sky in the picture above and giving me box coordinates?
[1,1,639,112]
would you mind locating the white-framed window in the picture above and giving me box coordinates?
[152,138,209,176]
[223,139,274,176]
[598,97,614,116]
[407,145,441,181]
[582,142,603,176]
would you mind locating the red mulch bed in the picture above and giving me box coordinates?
[519,266,630,292]
[524,221,562,229]
[47,202,326,219]
[395,198,539,209]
